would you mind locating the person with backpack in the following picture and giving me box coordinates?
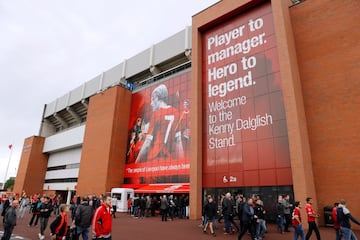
[74,196,94,240]
[337,199,360,240]
[50,204,70,240]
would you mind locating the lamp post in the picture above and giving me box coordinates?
[3,145,13,189]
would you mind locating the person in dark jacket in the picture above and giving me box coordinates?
[337,199,360,240]
[1,199,10,223]
[236,195,246,230]
[133,195,140,218]
[145,196,151,217]
[50,204,70,240]
[160,195,169,222]
[222,193,234,234]
[75,196,94,240]
[140,196,146,218]
[254,199,266,240]
[39,196,54,239]
[203,196,217,237]
[168,195,176,221]
[2,200,19,240]
[151,196,157,217]
[29,197,41,227]
[276,195,285,234]
[178,194,186,219]
[237,198,255,240]
[111,196,117,218]
[282,194,293,232]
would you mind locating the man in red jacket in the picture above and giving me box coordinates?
[92,195,112,239]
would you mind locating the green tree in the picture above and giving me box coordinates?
[4,177,15,191]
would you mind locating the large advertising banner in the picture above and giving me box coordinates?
[202,2,292,187]
[124,72,191,185]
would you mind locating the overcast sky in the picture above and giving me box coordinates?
[0,0,219,184]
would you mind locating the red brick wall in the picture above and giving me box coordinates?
[77,86,132,196]
[13,136,48,196]
[290,0,360,226]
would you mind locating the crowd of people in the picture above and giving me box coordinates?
[2,190,360,240]
[127,194,189,221]
[1,192,114,240]
[0,191,191,240]
[200,192,360,240]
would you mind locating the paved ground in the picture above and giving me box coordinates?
[0,230,27,239]
[1,211,359,239]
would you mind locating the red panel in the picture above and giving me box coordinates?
[122,184,145,189]
[264,47,280,73]
[229,171,244,187]
[259,169,277,186]
[270,91,286,120]
[243,141,258,170]
[228,145,243,172]
[269,71,282,92]
[134,183,190,194]
[272,119,288,138]
[258,138,276,169]
[261,12,275,36]
[203,148,216,173]
[203,173,216,188]
[243,170,259,186]
[264,34,277,51]
[215,172,231,188]
[215,146,229,172]
[253,75,269,97]
[276,168,293,185]
[274,137,291,168]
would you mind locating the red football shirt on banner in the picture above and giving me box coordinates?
[147,105,180,160]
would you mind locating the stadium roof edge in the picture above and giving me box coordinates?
[43,26,193,119]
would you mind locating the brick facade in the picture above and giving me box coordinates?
[290,0,360,226]
[77,86,132,196]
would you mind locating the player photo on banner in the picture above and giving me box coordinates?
[124,71,191,185]
[202,2,292,187]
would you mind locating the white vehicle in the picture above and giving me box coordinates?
[110,188,134,212]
